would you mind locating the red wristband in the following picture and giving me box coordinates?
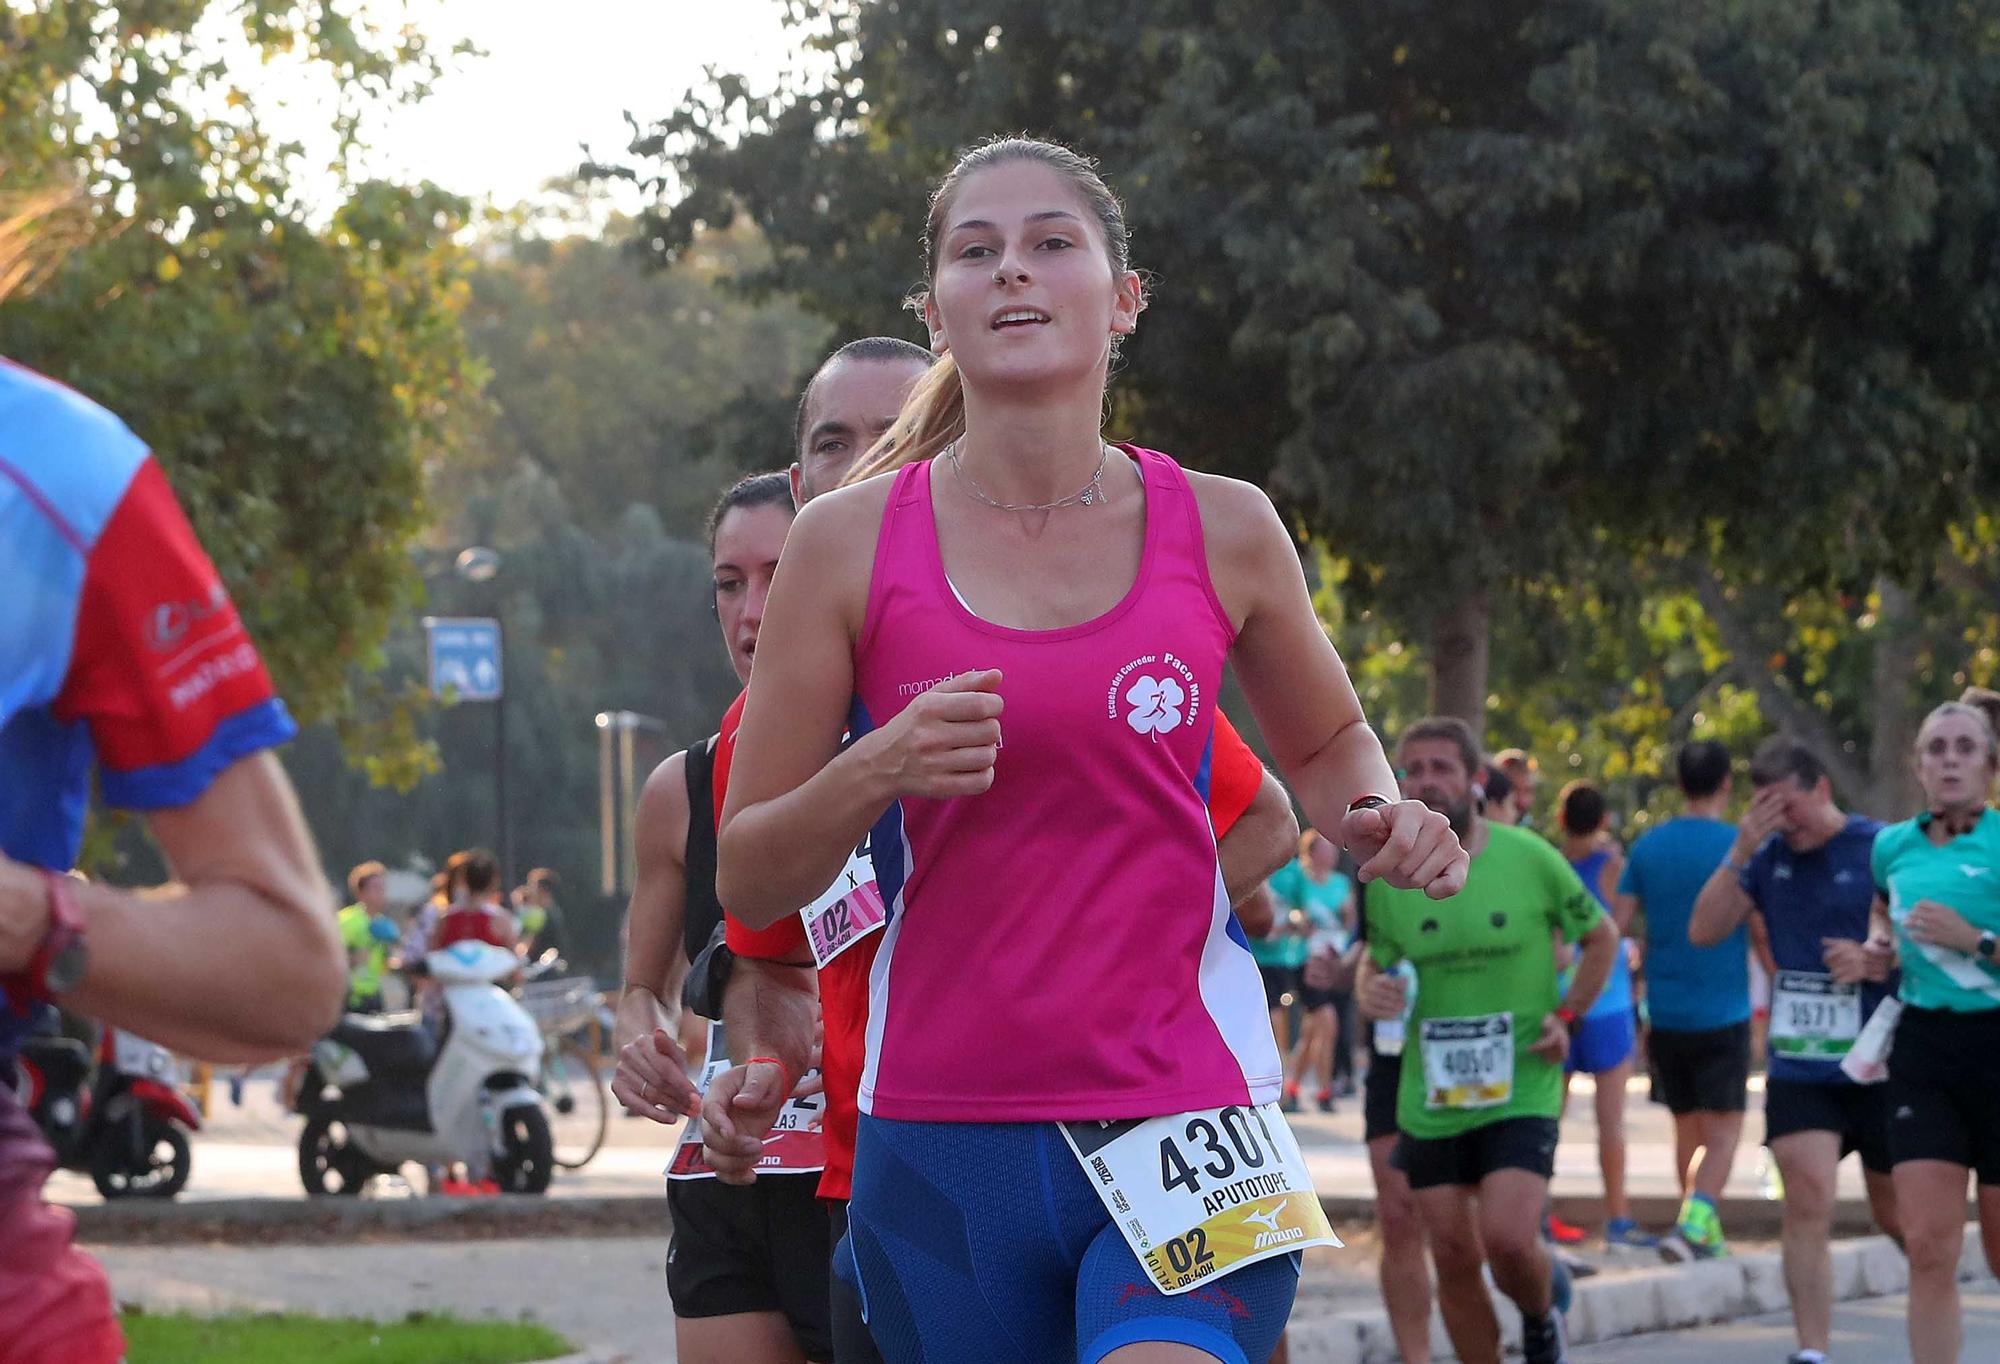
[1555,1006,1580,1029]
[744,1056,794,1091]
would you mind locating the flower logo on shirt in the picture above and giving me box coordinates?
[1125,675,1186,738]
[1106,652,1203,735]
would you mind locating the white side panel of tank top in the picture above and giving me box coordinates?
[1198,844,1285,1101]
[856,821,916,1115]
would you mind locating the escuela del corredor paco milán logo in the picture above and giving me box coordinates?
[1108,653,1203,739]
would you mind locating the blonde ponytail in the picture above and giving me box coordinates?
[840,351,966,488]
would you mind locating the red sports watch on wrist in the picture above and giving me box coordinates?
[1554,1006,1580,1030]
[2,871,89,1011]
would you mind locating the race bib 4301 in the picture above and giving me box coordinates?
[1420,1012,1514,1111]
[1061,1102,1339,1296]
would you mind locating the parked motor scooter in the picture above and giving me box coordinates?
[293,938,552,1195]
[11,1025,201,1199]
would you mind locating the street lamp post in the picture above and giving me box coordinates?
[594,709,667,897]
[452,547,510,884]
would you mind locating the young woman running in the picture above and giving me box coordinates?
[715,137,1466,1364]
[1872,701,2000,1364]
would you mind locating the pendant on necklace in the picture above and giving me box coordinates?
[1079,488,1096,506]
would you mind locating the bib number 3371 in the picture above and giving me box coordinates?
[1061,1102,1339,1295]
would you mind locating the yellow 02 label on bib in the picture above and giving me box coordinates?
[1060,1102,1340,1295]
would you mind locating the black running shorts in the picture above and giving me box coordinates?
[666,1173,834,1359]
[1764,1077,1893,1175]
[1390,1116,1560,1192]
[1887,1003,2000,1185]
[1364,1049,1403,1144]
[1648,1020,1750,1115]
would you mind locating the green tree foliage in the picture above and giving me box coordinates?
[457,207,828,537]
[620,0,2000,777]
[0,2,483,789]
[281,213,830,970]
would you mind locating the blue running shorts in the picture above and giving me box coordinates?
[838,1115,1298,1363]
[1565,1007,1638,1076]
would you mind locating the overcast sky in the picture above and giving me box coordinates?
[250,0,797,211]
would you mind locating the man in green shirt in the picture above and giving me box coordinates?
[336,861,393,1013]
[1359,717,1618,1364]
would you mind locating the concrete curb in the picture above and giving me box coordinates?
[1288,1227,1989,1363]
[75,1193,665,1244]
[73,1187,1904,1245]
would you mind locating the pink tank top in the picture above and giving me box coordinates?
[851,446,1282,1122]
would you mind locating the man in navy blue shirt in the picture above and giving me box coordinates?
[1691,737,1903,1364]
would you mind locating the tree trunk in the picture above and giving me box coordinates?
[1429,589,1491,744]
[1861,577,1922,818]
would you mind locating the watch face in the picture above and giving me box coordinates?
[47,939,87,996]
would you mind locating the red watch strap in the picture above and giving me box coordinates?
[1555,1006,1580,1028]
[17,873,83,1005]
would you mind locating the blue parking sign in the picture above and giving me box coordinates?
[424,616,503,701]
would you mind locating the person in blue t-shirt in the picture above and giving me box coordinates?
[1617,740,1749,1260]
[1691,736,1903,1364]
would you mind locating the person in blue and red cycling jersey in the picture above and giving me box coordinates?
[2,327,346,1355]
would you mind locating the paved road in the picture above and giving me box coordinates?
[1574,1285,2000,1361]
[50,1069,1843,1209]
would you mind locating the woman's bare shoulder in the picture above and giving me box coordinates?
[1184,467,1292,569]
[781,465,906,619]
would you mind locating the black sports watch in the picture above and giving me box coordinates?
[1978,930,1997,962]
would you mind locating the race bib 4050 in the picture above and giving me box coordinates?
[1420,1013,1514,1111]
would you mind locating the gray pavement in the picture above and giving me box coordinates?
[1573,1285,2000,1361]
[49,1068,1845,1209]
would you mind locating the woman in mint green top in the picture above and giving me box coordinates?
[1868,701,2000,1364]
[1269,831,1355,1110]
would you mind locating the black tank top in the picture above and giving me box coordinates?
[681,736,724,963]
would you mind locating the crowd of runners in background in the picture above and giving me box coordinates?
[610,332,2000,1364]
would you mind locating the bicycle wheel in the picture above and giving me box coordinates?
[541,1039,608,1170]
